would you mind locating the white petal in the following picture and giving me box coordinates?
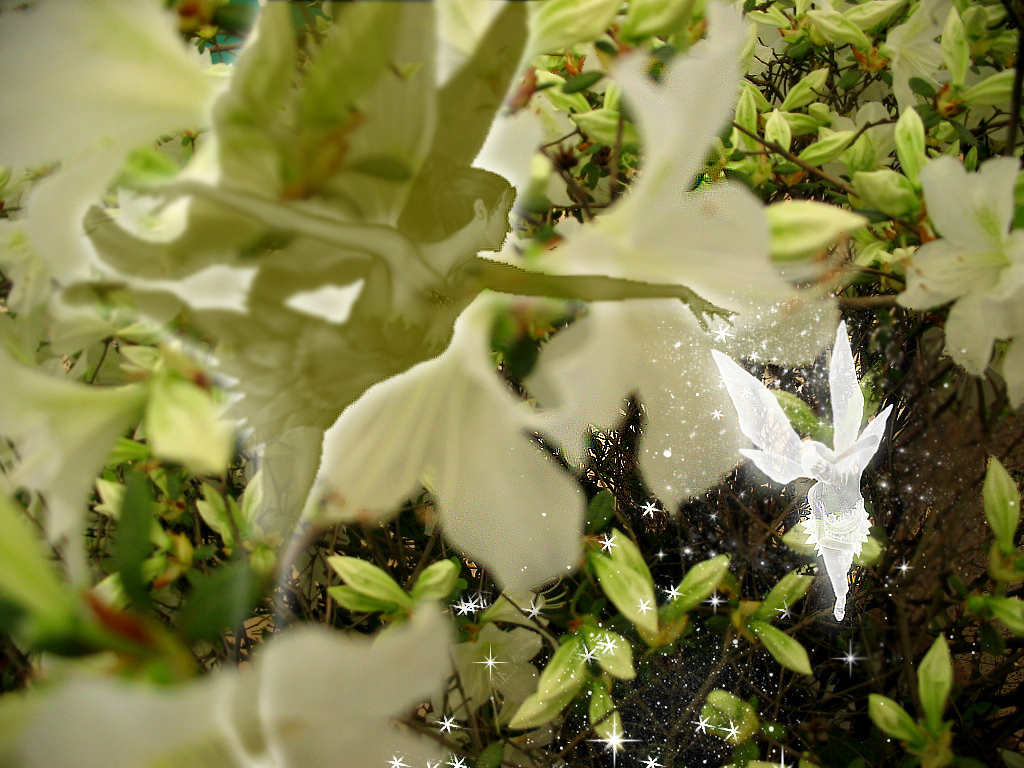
[319,296,583,592]
[0,347,146,567]
[1002,336,1024,408]
[897,238,1000,309]
[529,301,748,506]
[920,156,1018,252]
[614,4,747,204]
[829,321,864,454]
[944,291,999,375]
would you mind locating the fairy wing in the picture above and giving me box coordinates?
[835,403,893,477]
[711,350,805,485]
[829,321,864,454]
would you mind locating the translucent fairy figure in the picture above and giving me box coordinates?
[712,322,893,620]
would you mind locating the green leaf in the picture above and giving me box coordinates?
[475,741,505,768]
[117,471,155,610]
[582,624,636,680]
[988,596,1024,636]
[409,559,458,602]
[327,556,413,610]
[536,634,588,699]
[701,690,760,744]
[755,569,814,620]
[586,490,616,534]
[772,391,832,443]
[869,694,923,744]
[0,495,75,627]
[563,71,604,94]
[178,561,261,642]
[909,77,937,99]
[145,374,234,476]
[750,621,813,675]
[508,686,579,730]
[917,635,952,732]
[327,585,397,614]
[983,458,1021,553]
[622,0,695,40]
[663,554,731,621]
[589,682,621,740]
[591,550,659,635]
[530,0,620,54]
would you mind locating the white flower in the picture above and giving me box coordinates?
[522,4,839,507]
[0,0,215,280]
[0,346,147,579]
[317,294,584,594]
[712,322,893,620]
[881,0,953,112]
[447,623,543,723]
[897,156,1024,404]
[10,606,452,768]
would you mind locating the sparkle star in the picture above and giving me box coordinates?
[446,756,467,768]
[453,599,475,616]
[640,501,659,518]
[724,721,740,741]
[473,646,508,683]
[599,534,618,553]
[774,603,792,621]
[896,559,914,577]
[637,598,653,615]
[692,714,711,734]
[587,723,639,768]
[525,599,542,620]
[641,757,663,768]
[834,639,865,677]
[437,714,460,734]
[706,592,724,613]
[386,757,409,768]
[711,409,723,420]
[712,322,735,343]
[597,636,618,655]
[774,746,793,768]
[663,584,682,601]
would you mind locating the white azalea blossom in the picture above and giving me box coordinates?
[524,3,839,507]
[713,322,893,620]
[7,607,452,768]
[897,156,1024,404]
[881,0,953,112]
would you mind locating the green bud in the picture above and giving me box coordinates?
[536,69,592,114]
[844,0,906,30]
[529,0,620,54]
[409,559,458,602]
[942,10,970,87]
[806,8,872,50]
[765,199,866,261]
[327,555,413,609]
[853,169,920,219]
[508,686,579,730]
[571,109,639,148]
[895,107,927,186]
[917,635,952,732]
[701,690,760,744]
[734,85,760,151]
[780,111,821,136]
[962,70,1014,107]
[780,68,829,112]
[622,0,696,40]
[749,621,813,675]
[807,102,833,125]
[536,633,588,699]
[840,131,878,173]
[961,6,988,39]
[765,109,792,152]
[797,129,856,167]
[983,457,1021,553]
[327,585,399,614]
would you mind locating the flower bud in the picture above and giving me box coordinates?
[853,169,919,219]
